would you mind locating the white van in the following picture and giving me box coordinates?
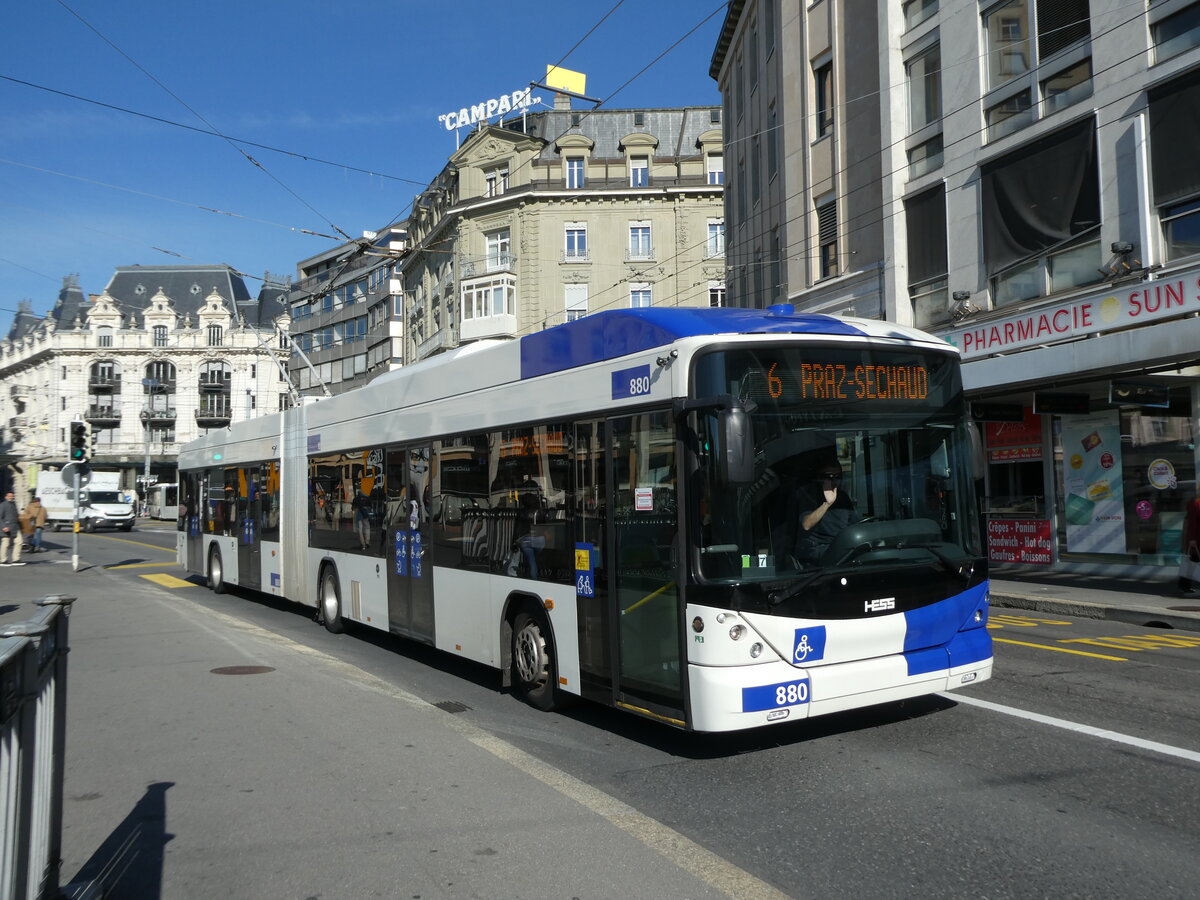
[38,470,136,532]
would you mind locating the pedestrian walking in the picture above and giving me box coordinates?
[22,495,48,553]
[0,490,24,566]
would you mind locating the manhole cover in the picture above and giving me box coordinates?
[1167,606,1200,612]
[433,700,471,714]
[210,666,276,675]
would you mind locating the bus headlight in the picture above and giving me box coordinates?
[750,642,763,658]
[729,624,745,641]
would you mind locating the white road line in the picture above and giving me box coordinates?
[942,693,1200,764]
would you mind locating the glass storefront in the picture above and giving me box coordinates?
[983,384,1198,568]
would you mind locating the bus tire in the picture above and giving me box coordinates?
[511,608,558,711]
[319,565,345,634]
[207,545,226,594]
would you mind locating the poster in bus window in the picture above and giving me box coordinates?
[1060,411,1125,553]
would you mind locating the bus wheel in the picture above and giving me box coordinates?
[512,609,558,711]
[207,546,226,594]
[319,566,344,634]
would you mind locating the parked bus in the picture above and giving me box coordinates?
[176,307,992,732]
[145,483,178,519]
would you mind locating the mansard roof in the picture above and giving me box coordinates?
[101,264,253,321]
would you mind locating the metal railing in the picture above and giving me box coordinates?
[1,595,74,900]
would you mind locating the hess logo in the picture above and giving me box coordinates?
[864,597,896,613]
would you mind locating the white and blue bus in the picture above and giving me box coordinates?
[176,307,992,732]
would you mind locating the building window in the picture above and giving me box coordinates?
[628,223,653,261]
[207,324,224,347]
[564,224,588,261]
[629,284,652,308]
[906,186,950,328]
[815,62,834,138]
[629,156,649,187]
[907,44,941,132]
[983,119,1101,305]
[462,276,516,320]
[565,157,585,189]
[486,229,512,271]
[908,134,944,177]
[97,326,113,348]
[707,152,725,185]
[1150,69,1200,261]
[1154,3,1200,62]
[1041,58,1092,115]
[707,220,726,258]
[984,0,1032,90]
[485,165,509,197]
[986,89,1034,140]
[564,284,588,322]
[151,324,168,347]
[984,0,1091,137]
[904,0,938,29]
[708,282,726,307]
[817,201,838,278]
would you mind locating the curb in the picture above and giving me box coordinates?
[991,591,1200,634]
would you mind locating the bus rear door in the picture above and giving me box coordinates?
[236,466,262,590]
[386,445,434,642]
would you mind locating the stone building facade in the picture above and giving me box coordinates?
[0,267,289,500]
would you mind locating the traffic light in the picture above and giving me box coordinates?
[69,420,90,461]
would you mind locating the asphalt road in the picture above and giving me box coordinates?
[56,524,1200,899]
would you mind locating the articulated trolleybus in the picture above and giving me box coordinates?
[177,307,991,732]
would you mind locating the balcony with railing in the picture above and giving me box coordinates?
[84,405,121,425]
[9,384,31,400]
[459,253,517,278]
[198,375,232,393]
[195,401,232,426]
[139,408,177,421]
[88,375,121,392]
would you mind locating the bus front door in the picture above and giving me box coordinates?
[609,411,684,724]
[386,445,434,642]
[236,466,262,590]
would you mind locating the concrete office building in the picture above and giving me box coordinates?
[713,0,1200,574]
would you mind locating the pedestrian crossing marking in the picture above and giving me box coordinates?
[140,573,196,589]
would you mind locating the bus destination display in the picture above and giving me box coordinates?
[765,360,929,402]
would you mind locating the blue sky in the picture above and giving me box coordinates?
[0,0,726,329]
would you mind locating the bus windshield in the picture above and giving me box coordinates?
[692,344,982,608]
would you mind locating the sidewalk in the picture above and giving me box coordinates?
[1,548,760,900]
[990,567,1200,633]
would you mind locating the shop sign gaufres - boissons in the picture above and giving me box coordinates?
[945,268,1200,361]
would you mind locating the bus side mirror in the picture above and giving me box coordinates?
[968,423,985,481]
[720,407,755,485]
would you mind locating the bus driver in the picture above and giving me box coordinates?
[793,461,861,565]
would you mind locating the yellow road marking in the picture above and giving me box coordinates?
[988,613,1073,628]
[86,533,175,553]
[993,637,1127,661]
[108,561,177,569]
[140,573,196,588]
[1060,634,1200,651]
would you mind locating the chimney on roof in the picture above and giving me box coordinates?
[554,92,572,110]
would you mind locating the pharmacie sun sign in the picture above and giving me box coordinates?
[437,88,540,131]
